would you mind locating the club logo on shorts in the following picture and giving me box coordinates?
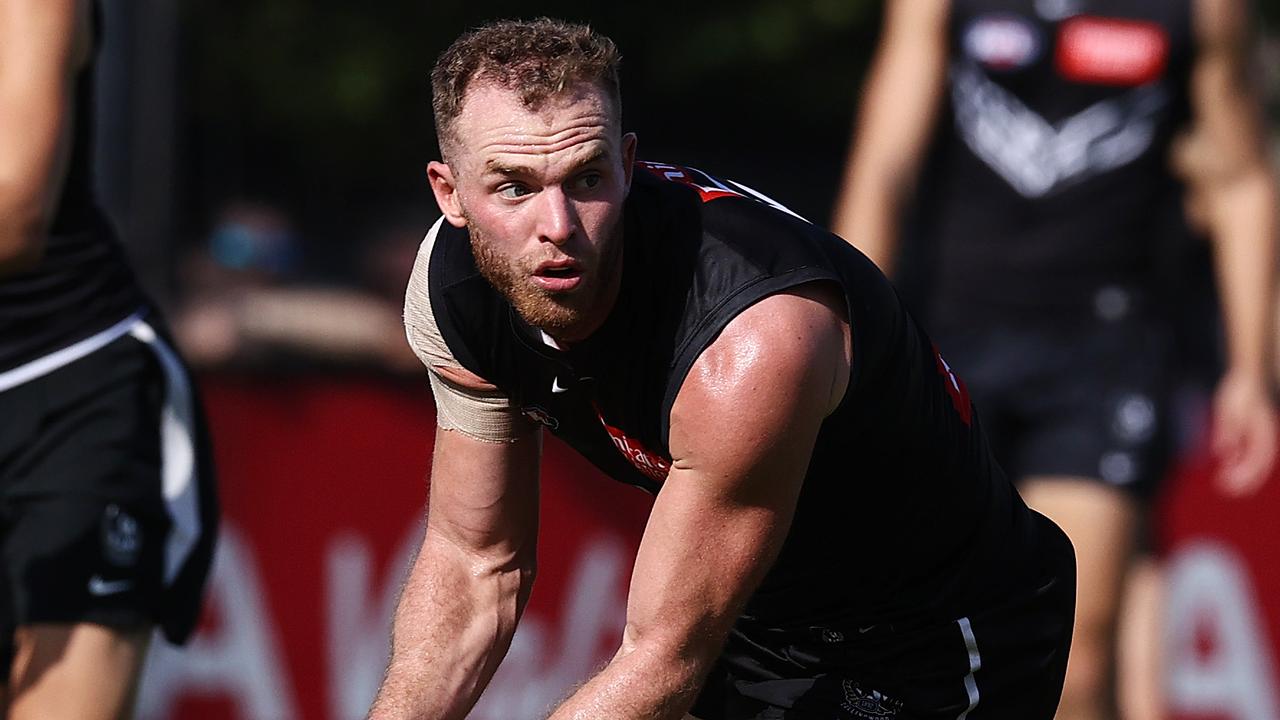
[102,504,142,567]
[963,14,1043,71]
[840,680,903,719]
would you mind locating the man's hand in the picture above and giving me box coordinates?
[1211,370,1278,495]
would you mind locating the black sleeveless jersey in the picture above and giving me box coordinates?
[427,162,1056,641]
[924,0,1193,326]
[0,3,146,373]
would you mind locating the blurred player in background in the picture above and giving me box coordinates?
[833,1,1279,718]
[372,18,1077,720]
[0,1,217,718]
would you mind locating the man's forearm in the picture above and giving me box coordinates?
[369,532,532,720]
[547,636,711,720]
[1210,167,1278,379]
[832,181,904,275]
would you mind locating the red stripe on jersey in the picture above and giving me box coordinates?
[637,161,746,203]
[933,345,973,426]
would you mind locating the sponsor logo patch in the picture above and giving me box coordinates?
[595,406,670,483]
[1056,16,1170,86]
[963,14,1043,71]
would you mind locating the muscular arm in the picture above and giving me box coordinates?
[0,0,88,276]
[1187,0,1280,492]
[368,416,542,720]
[830,0,950,274]
[369,224,547,718]
[546,283,852,720]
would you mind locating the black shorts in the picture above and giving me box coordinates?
[932,313,1172,500]
[691,513,1075,719]
[0,312,218,664]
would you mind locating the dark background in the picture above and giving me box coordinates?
[94,1,1280,298]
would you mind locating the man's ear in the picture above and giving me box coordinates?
[621,132,638,193]
[428,161,467,228]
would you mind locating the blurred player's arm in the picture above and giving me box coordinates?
[830,0,950,274]
[0,0,88,276]
[1188,0,1280,493]
[546,283,851,720]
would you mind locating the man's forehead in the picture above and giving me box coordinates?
[451,81,620,168]
[456,82,616,136]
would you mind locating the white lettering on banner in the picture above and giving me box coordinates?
[1165,541,1280,720]
[136,526,298,720]
[326,527,419,719]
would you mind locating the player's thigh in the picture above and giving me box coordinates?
[9,622,150,720]
[1019,478,1139,631]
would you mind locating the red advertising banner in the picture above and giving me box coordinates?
[134,377,1280,719]
[136,376,650,720]
[1160,434,1280,720]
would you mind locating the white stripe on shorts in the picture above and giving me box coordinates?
[129,321,203,586]
[956,616,983,720]
[0,309,146,393]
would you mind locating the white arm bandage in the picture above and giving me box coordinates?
[404,218,532,443]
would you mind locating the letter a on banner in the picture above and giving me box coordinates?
[1165,542,1280,720]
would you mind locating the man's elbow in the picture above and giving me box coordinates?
[617,621,723,685]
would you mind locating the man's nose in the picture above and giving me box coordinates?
[536,187,578,246]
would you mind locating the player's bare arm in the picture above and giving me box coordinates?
[367,377,542,720]
[546,283,852,720]
[831,0,950,273]
[1188,0,1280,493]
[0,0,89,276]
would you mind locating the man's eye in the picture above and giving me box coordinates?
[499,184,531,199]
[574,173,602,191]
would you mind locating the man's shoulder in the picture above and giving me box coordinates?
[629,160,838,273]
[406,217,511,385]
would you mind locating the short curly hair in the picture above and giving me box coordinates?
[431,18,623,158]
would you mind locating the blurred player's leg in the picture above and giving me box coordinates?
[1116,555,1164,720]
[8,623,149,720]
[1021,478,1138,720]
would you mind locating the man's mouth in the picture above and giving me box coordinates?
[532,261,584,292]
